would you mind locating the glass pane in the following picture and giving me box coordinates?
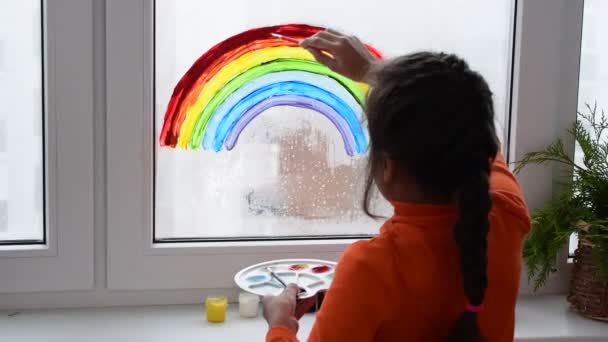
[154,0,514,240]
[0,1,44,242]
[571,0,608,255]
[578,0,608,124]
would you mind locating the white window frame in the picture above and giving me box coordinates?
[509,0,583,294]
[0,0,95,292]
[105,0,584,295]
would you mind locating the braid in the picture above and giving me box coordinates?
[447,160,492,342]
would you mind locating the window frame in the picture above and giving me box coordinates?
[101,0,582,294]
[508,0,583,294]
[0,0,95,292]
[0,0,585,309]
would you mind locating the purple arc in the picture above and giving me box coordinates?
[223,94,357,156]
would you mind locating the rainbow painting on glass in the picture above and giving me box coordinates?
[158,24,383,156]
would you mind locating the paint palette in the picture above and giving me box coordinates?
[234,259,337,299]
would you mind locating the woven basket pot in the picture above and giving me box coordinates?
[567,239,608,321]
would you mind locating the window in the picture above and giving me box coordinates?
[153,0,514,241]
[570,0,608,255]
[0,0,587,307]
[0,0,94,294]
[106,0,583,294]
[0,0,44,243]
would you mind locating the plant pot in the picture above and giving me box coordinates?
[567,240,608,321]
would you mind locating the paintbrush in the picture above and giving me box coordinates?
[266,267,288,288]
[271,33,330,55]
[270,32,302,44]
[267,267,308,296]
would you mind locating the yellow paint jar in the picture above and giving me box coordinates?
[206,296,227,323]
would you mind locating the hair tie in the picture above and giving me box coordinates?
[465,303,484,313]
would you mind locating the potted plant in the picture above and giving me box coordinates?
[515,104,608,321]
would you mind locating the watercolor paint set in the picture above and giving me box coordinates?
[234,259,337,299]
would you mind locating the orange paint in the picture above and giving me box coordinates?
[289,264,308,271]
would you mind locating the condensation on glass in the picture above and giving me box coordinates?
[154,0,514,239]
[155,107,377,239]
[0,1,44,242]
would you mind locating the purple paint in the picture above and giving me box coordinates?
[223,94,356,156]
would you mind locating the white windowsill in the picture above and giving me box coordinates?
[0,295,606,341]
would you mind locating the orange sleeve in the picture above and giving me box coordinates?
[490,152,525,207]
[266,326,299,342]
[490,151,523,196]
[306,241,392,342]
[490,151,531,229]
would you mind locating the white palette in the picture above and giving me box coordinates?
[234,259,336,299]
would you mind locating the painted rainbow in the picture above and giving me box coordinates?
[159,24,383,156]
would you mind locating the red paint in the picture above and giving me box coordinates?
[311,265,331,274]
[159,24,383,147]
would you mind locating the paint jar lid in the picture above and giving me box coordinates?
[205,296,227,306]
[239,292,260,303]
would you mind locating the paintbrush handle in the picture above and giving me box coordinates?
[270,33,301,44]
[271,33,329,55]
[267,268,288,288]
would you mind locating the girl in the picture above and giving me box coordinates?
[262,30,531,342]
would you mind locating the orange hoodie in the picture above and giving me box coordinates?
[266,152,531,341]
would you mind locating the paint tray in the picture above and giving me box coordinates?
[234,259,336,299]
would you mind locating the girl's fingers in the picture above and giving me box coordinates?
[315,30,342,42]
[326,28,345,36]
[305,47,337,70]
[284,283,300,298]
[303,29,373,81]
[301,35,338,51]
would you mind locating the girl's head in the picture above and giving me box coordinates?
[364,52,498,341]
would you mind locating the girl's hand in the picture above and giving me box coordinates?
[262,284,300,334]
[300,29,379,83]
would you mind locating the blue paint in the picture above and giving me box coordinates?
[246,275,268,283]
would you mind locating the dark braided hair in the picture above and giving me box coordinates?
[363,52,498,341]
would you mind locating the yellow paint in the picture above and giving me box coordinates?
[177,46,314,148]
[206,296,227,323]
